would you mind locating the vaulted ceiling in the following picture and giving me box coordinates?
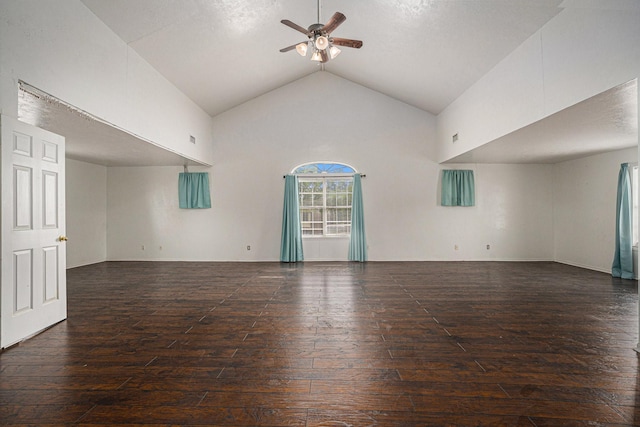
[16,1,638,166]
[79,0,565,117]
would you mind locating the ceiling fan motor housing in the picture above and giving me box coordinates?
[307,24,328,50]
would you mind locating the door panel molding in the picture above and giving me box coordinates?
[1,115,67,348]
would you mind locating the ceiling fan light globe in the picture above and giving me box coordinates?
[315,35,329,50]
[295,42,308,56]
[329,46,341,59]
[310,50,322,62]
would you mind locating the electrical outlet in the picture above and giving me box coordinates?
[486,244,490,250]
[454,244,458,250]
[247,245,251,251]
[141,245,145,251]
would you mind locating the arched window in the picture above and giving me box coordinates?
[292,162,356,175]
[291,162,357,237]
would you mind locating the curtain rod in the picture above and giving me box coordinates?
[283,173,366,178]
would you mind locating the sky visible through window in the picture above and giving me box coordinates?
[293,162,355,174]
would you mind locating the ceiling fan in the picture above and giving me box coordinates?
[279,11,363,63]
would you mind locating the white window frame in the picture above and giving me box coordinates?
[292,162,357,238]
[298,175,353,237]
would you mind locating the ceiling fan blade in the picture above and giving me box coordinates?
[321,12,346,34]
[320,49,329,63]
[331,37,363,49]
[281,19,310,36]
[280,43,302,53]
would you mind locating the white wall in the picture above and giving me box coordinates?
[0,0,213,165]
[1,0,632,268]
[437,5,640,162]
[66,159,107,268]
[430,163,554,261]
[553,147,637,273]
[106,165,218,261]
[106,73,555,262]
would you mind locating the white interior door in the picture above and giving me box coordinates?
[1,115,66,348]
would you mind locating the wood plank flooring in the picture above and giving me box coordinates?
[1,261,639,426]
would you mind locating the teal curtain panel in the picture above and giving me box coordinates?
[612,163,634,279]
[441,169,475,206]
[178,172,211,209]
[348,174,368,262]
[280,175,304,262]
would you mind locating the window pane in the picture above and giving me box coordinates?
[300,180,323,192]
[327,223,350,235]
[338,208,350,221]
[301,209,317,221]
[299,181,311,192]
[327,209,337,222]
[297,173,353,237]
[335,180,348,192]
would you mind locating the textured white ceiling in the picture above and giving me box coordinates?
[18,88,198,167]
[79,0,565,116]
[445,79,638,164]
[17,1,638,166]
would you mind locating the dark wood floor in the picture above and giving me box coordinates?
[1,261,639,426]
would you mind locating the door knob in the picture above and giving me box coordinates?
[57,236,68,242]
